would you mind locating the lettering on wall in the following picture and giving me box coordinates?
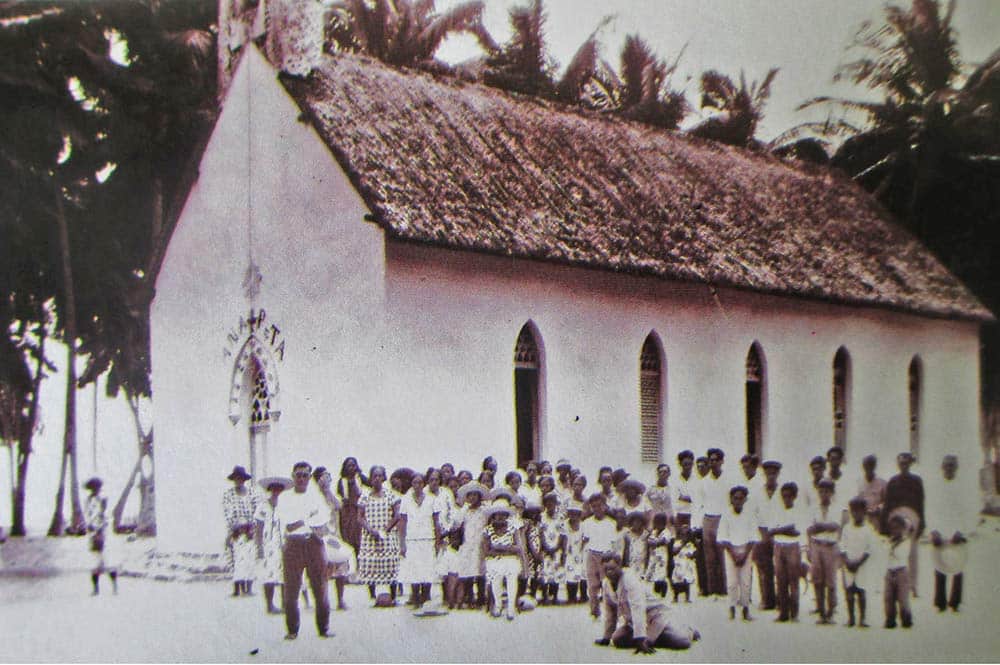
[224,309,284,425]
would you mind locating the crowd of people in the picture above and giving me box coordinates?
[216,447,975,650]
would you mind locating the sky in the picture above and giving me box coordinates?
[4,0,999,534]
[435,0,1000,141]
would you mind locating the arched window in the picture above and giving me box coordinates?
[514,323,543,468]
[639,333,665,463]
[745,343,767,456]
[909,356,922,459]
[833,347,851,451]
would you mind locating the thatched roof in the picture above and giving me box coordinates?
[280,52,992,322]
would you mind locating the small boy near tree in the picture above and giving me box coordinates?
[839,496,877,627]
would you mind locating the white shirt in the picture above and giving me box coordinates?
[751,483,783,527]
[808,503,842,543]
[718,506,760,547]
[769,501,808,545]
[581,514,619,552]
[698,470,733,517]
[399,490,438,540]
[275,487,328,537]
[519,483,543,509]
[839,521,878,561]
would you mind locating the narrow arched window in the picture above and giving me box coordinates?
[745,343,766,456]
[909,356,922,459]
[514,323,543,468]
[639,334,665,463]
[833,347,851,451]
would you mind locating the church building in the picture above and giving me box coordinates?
[150,3,991,552]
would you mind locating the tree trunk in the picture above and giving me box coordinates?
[11,328,48,536]
[47,186,85,536]
[113,396,156,536]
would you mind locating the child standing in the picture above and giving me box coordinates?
[563,506,588,603]
[768,481,806,622]
[440,527,463,609]
[519,505,543,601]
[719,485,758,622]
[539,492,567,604]
[621,512,649,575]
[670,525,697,603]
[646,513,671,598]
[840,496,877,628]
[884,514,914,629]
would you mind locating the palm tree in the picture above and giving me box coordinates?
[482,0,611,105]
[325,0,489,69]
[585,34,690,130]
[689,68,779,148]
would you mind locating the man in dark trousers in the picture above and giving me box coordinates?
[275,460,332,640]
[882,452,924,597]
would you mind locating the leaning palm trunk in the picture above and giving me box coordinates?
[113,395,155,535]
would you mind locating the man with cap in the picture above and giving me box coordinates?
[275,461,332,640]
[696,448,730,596]
[223,465,260,597]
[856,455,887,529]
[806,478,841,624]
[883,452,924,596]
[804,455,827,509]
[753,460,783,611]
[928,454,974,612]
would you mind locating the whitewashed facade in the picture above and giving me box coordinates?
[152,47,985,553]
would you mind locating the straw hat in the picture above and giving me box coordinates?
[227,465,252,481]
[484,502,514,519]
[258,476,292,492]
[456,481,488,503]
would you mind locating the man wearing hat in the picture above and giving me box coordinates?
[753,460,783,611]
[275,461,332,639]
[883,451,924,596]
[804,455,827,508]
[806,478,841,624]
[223,465,261,598]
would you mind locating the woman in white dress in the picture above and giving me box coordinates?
[255,476,291,613]
[398,473,440,608]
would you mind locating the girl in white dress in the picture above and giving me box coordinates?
[255,477,291,614]
[84,477,118,596]
[563,506,587,603]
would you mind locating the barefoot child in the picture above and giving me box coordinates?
[621,512,650,575]
[646,513,671,598]
[884,514,914,629]
[564,506,588,603]
[840,496,877,627]
[539,492,567,604]
[670,525,697,603]
[719,486,758,621]
[582,493,621,618]
[440,527,462,609]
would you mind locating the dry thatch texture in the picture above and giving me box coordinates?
[281,53,992,322]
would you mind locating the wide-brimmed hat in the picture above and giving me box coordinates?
[489,487,516,504]
[227,465,252,481]
[565,502,585,515]
[619,478,646,494]
[484,502,514,518]
[456,481,488,503]
[84,477,102,492]
[555,458,572,470]
[761,460,782,470]
[259,476,292,492]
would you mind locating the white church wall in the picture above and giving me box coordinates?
[152,47,983,554]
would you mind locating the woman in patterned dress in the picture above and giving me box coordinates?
[223,465,259,597]
[520,505,543,600]
[358,465,401,604]
[254,477,291,614]
[539,492,567,604]
[336,457,366,551]
[482,503,524,620]
[563,505,588,603]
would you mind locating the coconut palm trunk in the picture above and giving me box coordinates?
[47,185,85,536]
[12,327,48,536]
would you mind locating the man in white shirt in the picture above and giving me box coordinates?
[582,492,621,618]
[929,454,974,613]
[697,448,730,596]
[768,481,806,622]
[276,461,332,640]
[594,552,698,653]
[719,485,759,621]
[806,479,841,625]
[753,460,783,611]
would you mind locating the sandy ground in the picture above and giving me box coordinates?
[3,522,1000,663]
